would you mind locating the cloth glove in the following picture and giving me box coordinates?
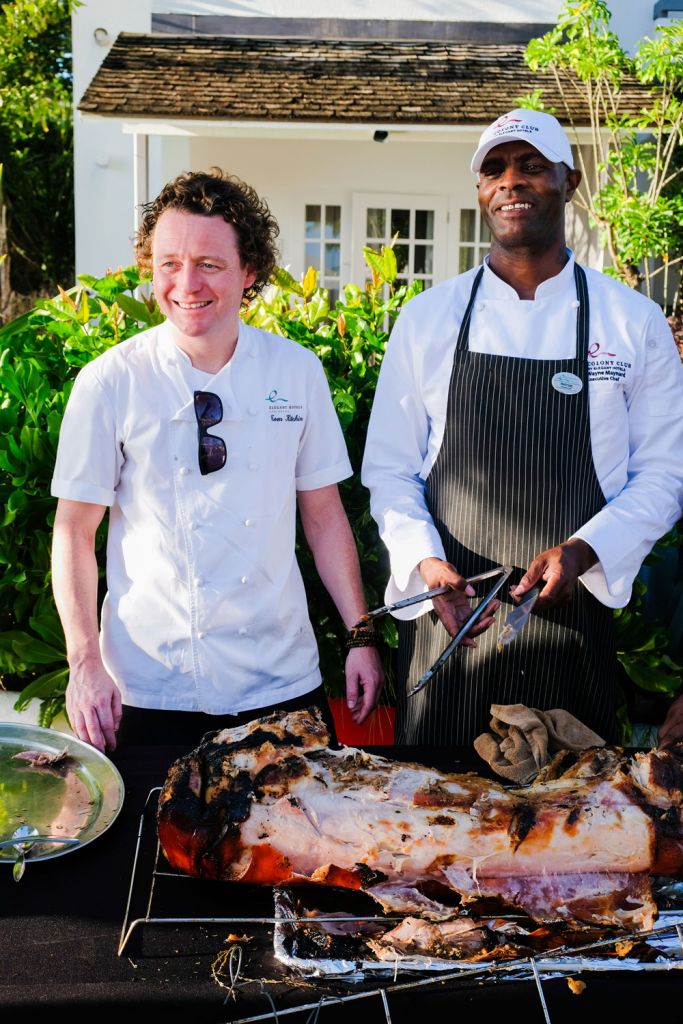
[474,703,605,785]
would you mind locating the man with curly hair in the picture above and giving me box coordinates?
[50,170,383,752]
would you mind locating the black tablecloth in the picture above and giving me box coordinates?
[3,741,683,1022]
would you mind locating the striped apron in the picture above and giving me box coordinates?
[396,264,618,745]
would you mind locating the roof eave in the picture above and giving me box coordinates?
[78,112,599,144]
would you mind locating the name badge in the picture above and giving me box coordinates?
[551,372,583,395]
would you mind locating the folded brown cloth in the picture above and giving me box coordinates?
[474,703,606,785]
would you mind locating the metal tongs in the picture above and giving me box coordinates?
[353,565,513,698]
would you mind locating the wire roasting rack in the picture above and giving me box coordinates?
[119,786,683,1023]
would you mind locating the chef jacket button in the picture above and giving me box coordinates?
[241,575,249,584]
[248,406,258,416]
[194,577,204,587]
[188,521,198,530]
[244,518,254,527]
[475,302,485,312]
[248,462,258,471]
[179,466,190,476]
[238,627,248,636]
[198,631,206,640]
[647,339,657,349]
[571,299,580,308]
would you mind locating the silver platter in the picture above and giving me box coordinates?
[0,721,124,864]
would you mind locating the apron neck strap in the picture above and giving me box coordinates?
[456,260,590,362]
[455,266,485,353]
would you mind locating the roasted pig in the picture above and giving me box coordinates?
[157,708,683,930]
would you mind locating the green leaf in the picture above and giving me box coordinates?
[12,667,69,712]
[363,246,385,279]
[29,612,65,651]
[271,266,304,295]
[116,292,155,325]
[382,246,397,283]
[11,633,67,666]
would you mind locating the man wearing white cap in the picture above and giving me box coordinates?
[362,108,683,746]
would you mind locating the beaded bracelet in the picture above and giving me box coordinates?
[345,624,380,651]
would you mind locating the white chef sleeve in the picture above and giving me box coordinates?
[51,365,122,506]
[573,308,683,608]
[362,307,447,611]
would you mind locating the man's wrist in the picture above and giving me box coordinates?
[565,537,598,574]
[67,645,104,673]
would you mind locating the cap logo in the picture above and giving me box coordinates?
[492,122,540,138]
[494,115,523,128]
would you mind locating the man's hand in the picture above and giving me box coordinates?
[345,646,384,725]
[65,661,122,753]
[419,557,499,646]
[511,538,598,611]
[658,695,683,748]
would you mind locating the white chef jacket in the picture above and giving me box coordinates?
[361,253,683,613]
[51,320,352,712]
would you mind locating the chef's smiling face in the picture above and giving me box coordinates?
[152,209,256,344]
[476,140,581,251]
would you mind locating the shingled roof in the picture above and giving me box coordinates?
[78,34,650,125]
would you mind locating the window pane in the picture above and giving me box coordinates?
[479,213,491,243]
[459,247,475,273]
[366,208,385,238]
[459,209,475,242]
[477,246,489,264]
[325,205,341,240]
[327,286,339,306]
[305,241,320,271]
[415,209,434,240]
[391,208,410,238]
[305,205,321,239]
[394,243,409,274]
[414,244,433,275]
[324,243,340,276]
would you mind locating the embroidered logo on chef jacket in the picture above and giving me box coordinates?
[587,342,632,383]
[266,389,289,403]
[266,389,304,423]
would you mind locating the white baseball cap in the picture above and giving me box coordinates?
[471,109,575,173]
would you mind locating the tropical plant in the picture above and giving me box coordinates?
[0,0,78,316]
[519,0,683,301]
[0,250,415,725]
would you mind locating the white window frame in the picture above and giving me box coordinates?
[304,202,343,301]
[351,192,448,289]
[457,208,491,274]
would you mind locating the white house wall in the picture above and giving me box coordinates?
[72,0,152,276]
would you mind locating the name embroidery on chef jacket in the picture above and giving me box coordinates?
[266,389,304,423]
[586,341,632,383]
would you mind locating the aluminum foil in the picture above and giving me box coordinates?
[273,888,683,982]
